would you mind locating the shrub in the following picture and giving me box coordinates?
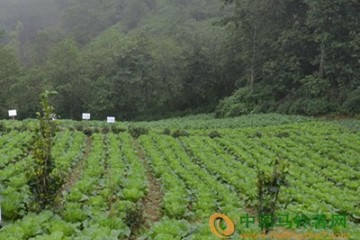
[343,87,360,114]
[111,126,126,134]
[162,128,171,135]
[215,87,254,118]
[299,75,331,98]
[102,126,110,134]
[83,127,93,136]
[75,123,83,132]
[208,131,221,138]
[171,130,189,138]
[128,127,148,138]
[247,131,262,138]
[93,127,101,133]
[276,131,290,138]
[227,103,251,117]
[215,87,274,118]
[289,98,337,116]
[276,101,293,114]
[255,131,262,138]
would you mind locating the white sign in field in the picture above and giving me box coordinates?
[82,113,91,120]
[8,109,17,117]
[107,116,115,123]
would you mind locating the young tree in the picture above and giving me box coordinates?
[28,90,58,210]
[256,159,288,233]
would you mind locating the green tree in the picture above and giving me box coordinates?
[110,34,157,119]
[10,67,49,118]
[80,28,125,119]
[59,0,126,44]
[218,0,360,116]
[45,38,89,119]
[0,45,21,118]
[180,23,229,111]
[222,0,285,91]
[29,90,58,210]
[149,37,185,114]
[304,0,360,95]
[25,28,65,66]
[123,0,150,30]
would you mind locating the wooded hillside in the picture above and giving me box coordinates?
[0,0,359,120]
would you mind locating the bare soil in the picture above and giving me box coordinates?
[130,139,163,238]
[53,136,92,211]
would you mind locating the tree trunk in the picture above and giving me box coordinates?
[319,41,325,78]
[250,25,258,92]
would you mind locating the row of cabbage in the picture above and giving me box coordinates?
[138,122,359,239]
[215,122,359,238]
[0,131,34,221]
[1,131,148,239]
[0,130,85,238]
[23,133,146,240]
[139,133,250,239]
[1,121,358,239]
[219,122,359,215]
[0,131,33,168]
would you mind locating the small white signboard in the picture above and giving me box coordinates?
[0,203,2,225]
[82,113,91,120]
[8,109,17,117]
[107,116,115,123]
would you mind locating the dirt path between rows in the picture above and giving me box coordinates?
[53,136,92,211]
[131,139,163,238]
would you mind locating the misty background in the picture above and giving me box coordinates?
[0,0,359,120]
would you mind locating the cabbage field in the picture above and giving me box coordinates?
[0,114,359,239]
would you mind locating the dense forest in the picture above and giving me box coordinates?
[0,0,359,120]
